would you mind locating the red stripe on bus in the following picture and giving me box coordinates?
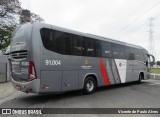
[100,59,110,86]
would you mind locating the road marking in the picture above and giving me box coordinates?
[148,83,160,85]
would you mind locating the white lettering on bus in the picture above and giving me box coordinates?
[45,60,61,66]
[12,61,20,65]
[22,62,29,66]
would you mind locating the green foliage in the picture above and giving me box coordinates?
[0,26,11,53]
[0,0,21,53]
[151,68,160,74]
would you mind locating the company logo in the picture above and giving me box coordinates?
[119,61,126,67]
[84,59,89,65]
[1,109,42,115]
[2,109,11,114]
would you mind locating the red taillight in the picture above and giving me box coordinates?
[16,85,21,90]
[28,61,37,81]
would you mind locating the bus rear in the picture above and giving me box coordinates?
[10,23,40,93]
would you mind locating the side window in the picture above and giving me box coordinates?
[112,44,126,59]
[101,42,112,58]
[40,28,53,51]
[126,46,135,60]
[134,48,144,62]
[64,33,72,55]
[40,28,66,54]
[84,37,96,57]
[61,33,85,56]
[96,41,102,57]
[69,35,84,56]
[54,31,65,54]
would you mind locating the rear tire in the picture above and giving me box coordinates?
[83,77,96,94]
[138,74,142,84]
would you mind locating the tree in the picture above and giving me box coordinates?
[0,0,44,54]
[0,0,21,54]
[31,13,44,23]
[0,26,11,50]
[20,9,44,24]
[0,0,21,18]
[0,0,21,28]
[0,24,16,52]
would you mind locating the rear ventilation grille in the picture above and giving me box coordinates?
[11,50,28,59]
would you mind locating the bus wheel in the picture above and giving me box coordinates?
[83,77,96,94]
[138,74,142,84]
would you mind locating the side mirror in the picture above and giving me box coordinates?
[147,54,155,63]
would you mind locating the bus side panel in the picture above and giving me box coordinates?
[40,48,63,93]
[134,61,140,81]
[32,24,42,76]
[32,23,53,93]
[106,59,116,85]
[61,55,79,92]
[78,57,103,89]
[142,49,150,80]
[114,59,127,83]
[78,57,116,89]
[40,71,62,93]
[126,60,135,82]
[62,71,79,92]
[135,61,147,80]
[111,59,121,84]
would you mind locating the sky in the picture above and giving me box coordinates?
[19,0,160,61]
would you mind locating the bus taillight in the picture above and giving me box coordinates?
[28,61,37,81]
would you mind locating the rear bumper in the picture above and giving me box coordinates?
[11,78,40,93]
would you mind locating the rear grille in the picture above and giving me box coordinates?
[12,50,28,59]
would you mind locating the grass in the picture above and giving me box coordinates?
[151,68,160,74]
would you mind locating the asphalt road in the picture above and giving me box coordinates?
[0,79,160,117]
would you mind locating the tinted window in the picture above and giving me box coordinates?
[95,41,102,57]
[134,48,144,62]
[126,46,135,60]
[40,28,53,51]
[84,37,96,57]
[54,31,65,54]
[101,42,112,58]
[40,28,66,54]
[112,44,126,59]
[66,34,84,56]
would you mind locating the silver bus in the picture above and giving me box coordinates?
[10,22,154,94]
